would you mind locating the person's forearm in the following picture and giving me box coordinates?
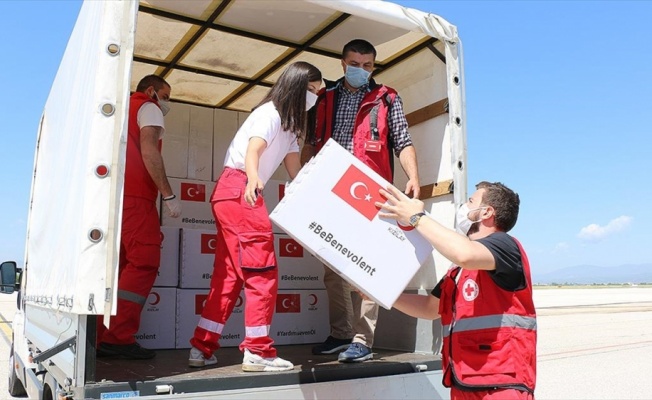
[284,152,301,180]
[415,217,494,270]
[398,145,418,180]
[142,145,173,198]
[393,293,440,320]
[245,146,261,183]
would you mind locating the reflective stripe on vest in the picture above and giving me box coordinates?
[117,289,147,306]
[443,314,537,337]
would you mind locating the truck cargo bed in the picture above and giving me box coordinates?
[88,345,441,398]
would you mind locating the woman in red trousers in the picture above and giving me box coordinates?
[188,61,322,372]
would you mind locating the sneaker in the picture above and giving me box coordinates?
[311,335,353,355]
[188,347,217,368]
[97,342,155,360]
[242,349,294,372]
[337,343,373,363]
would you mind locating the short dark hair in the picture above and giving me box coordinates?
[342,39,377,60]
[136,74,170,93]
[476,181,520,232]
[256,61,322,139]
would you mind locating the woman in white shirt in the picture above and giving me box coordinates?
[188,61,322,372]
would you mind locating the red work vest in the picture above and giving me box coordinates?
[313,80,396,182]
[125,92,163,201]
[438,236,536,394]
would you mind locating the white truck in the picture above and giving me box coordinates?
[0,1,467,399]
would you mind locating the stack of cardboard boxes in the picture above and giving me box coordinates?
[135,103,329,350]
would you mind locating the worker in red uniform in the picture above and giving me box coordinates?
[188,62,322,372]
[97,74,181,360]
[379,181,536,400]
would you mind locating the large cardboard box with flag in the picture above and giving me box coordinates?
[270,139,432,309]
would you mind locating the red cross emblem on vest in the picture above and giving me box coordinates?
[462,278,479,301]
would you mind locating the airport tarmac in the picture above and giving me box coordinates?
[1,287,651,399]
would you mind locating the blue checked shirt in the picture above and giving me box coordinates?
[330,81,413,157]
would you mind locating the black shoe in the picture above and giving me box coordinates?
[97,342,156,360]
[311,336,353,355]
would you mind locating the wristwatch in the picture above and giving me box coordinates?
[409,212,426,227]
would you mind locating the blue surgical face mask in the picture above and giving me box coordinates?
[344,65,371,88]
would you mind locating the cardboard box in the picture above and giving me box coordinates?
[270,139,432,309]
[212,109,239,181]
[188,105,214,181]
[161,103,213,180]
[275,233,325,289]
[271,289,329,345]
[176,288,245,348]
[136,287,177,349]
[162,103,190,178]
[155,226,179,287]
[179,228,217,288]
[161,178,216,229]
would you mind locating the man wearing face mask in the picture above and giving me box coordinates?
[97,74,181,359]
[377,181,537,400]
[301,39,420,363]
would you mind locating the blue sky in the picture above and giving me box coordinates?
[1,1,650,274]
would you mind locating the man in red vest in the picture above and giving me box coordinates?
[302,39,421,363]
[97,75,182,359]
[379,181,536,399]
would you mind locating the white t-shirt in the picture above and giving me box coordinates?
[137,102,165,138]
[224,101,300,184]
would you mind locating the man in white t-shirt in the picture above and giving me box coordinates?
[97,75,181,360]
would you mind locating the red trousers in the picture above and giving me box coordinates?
[451,387,534,400]
[98,196,161,344]
[190,168,278,358]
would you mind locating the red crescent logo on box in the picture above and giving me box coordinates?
[332,165,385,221]
[180,182,206,202]
[234,295,244,308]
[147,291,161,305]
[309,294,318,306]
[279,183,285,201]
[279,238,303,257]
[200,233,217,254]
[276,294,300,313]
[195,294,208,314]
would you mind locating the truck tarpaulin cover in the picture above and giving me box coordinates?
[25,0,465,316]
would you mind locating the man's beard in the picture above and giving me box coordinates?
[467,222,480,236]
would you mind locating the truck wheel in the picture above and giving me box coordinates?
[8,345,27,397]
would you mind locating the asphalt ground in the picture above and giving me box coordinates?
[1,287,650,399]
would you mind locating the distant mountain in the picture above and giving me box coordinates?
[533,264,652,285]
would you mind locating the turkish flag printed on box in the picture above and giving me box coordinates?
[200,233,217,254]
[180,182,206,202]
[279,237,303,257]
[276,293,301,313]
[331,165,384,221]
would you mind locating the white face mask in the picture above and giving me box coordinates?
[306,90,318,111]
[154,91,171,116]
[456,204,487,236]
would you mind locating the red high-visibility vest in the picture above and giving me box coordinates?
[439,236,537,394]
[313,79,396,182]
[125,92,162,201]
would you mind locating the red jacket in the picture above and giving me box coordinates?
[438,237,536,394]
[312,78,396,182]
[125,92,162,201]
